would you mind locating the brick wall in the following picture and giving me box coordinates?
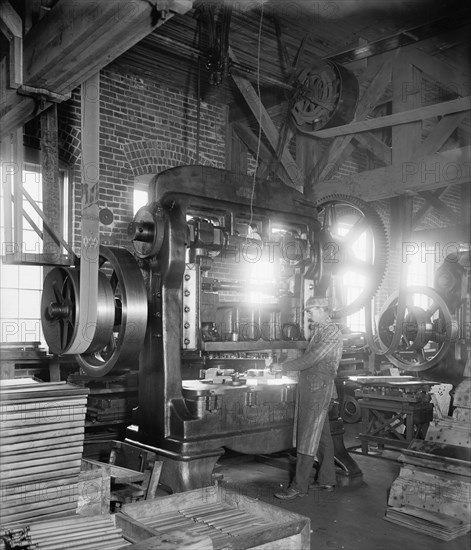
[58,64,227,250]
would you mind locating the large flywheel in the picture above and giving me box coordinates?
[315,194,388,319]
[376,286,455,372]
[41,246,148,377]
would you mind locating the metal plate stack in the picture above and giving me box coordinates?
[0,379,89,527]
[0,514,130,549]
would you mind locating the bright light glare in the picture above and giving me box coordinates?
[245,260,276,303]
[133,189,148,214]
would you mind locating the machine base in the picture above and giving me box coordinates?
[330,417,363,486]
[125,433,224,494]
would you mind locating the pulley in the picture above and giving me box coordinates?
[128,202,165,259]
[376,286,455,372]
[291,61,359,133]
[41,246,148,377]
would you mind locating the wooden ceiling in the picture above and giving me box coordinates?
[113,0,471,108]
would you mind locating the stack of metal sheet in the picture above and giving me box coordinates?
[0,515,130,549]
[138,502,272,546]
[0,380,89,526]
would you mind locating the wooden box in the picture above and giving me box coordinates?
[119,482,310,549]
[77,458,111,516]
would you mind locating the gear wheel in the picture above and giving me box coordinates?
[315,194,388,319]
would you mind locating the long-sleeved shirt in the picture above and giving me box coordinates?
[283,321,343,376]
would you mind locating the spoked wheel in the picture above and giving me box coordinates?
[42,246,148,377]
[75,246,148,377]
[377,286,455,372]
[315,195,388,319]
[41,268,115,356]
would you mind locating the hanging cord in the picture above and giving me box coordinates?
[247,2,264,233]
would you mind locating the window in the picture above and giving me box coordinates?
[134,188,149,215]
[0,155,70,344]
[338,222,370,333]
[405,245,435,309]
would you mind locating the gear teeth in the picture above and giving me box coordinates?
[315,194,389,319]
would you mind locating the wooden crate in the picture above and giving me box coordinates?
[119,483,310,549]
[78,458,111,516]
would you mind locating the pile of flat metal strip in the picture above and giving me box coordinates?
[138,502,272,547]
[1,515,130,550]
[0,380,89,527]
[385,505,471,541]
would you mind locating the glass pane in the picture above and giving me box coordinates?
[134,189,149,214]
[23,169,42,201]
[19,289,41,318]
[19,266,42,289]
[1,318,21,342]
[20,319,43,343]
[1,288,19,317]
[23,229,43,254]
[0,264,19,287]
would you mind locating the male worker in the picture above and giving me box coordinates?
[274,296,343,500]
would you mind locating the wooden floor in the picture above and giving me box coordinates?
[215,424,470,550]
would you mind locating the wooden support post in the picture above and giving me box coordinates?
[40,104,61,264]
[0,0,23,88]
[13,127,24,259]
[296,134,320,201]
[392,54,422,161]
[1,135,14,254]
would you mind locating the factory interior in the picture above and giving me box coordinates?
[0,0,470,548]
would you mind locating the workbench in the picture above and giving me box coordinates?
[352,376,436,453]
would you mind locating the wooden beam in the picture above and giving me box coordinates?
[408,49,471,99]
[309,53,394,183]
[225,114,248,175]
[304,96,471,139]
[41,104,61,262]
[232,121,292,186]
[229,47,304,190]
[0,0,23,88]
[354,133,391,166]
[412,224,470,244]
[0,0,193,139]
[413,113,467,158]
[416,190,458,223]
[228,91,287,124]
[411,187,447,228]
[392,55,422,161]
[314,146,471,201]
[0,1,22,36]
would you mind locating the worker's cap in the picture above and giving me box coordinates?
[304,296,329,310]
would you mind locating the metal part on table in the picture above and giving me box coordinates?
[352,376,438,403]
[354,377,436,453]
